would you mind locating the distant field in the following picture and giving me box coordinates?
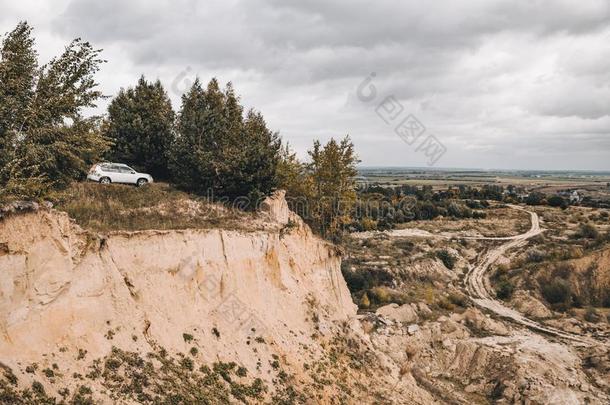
[358,167,610,190]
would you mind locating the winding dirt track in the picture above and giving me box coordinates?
[463,205,603,346]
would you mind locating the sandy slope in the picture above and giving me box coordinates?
[0,192,435,403]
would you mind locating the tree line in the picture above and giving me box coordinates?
[0,22,360,238]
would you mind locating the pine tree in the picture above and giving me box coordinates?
[0,22,108,199]
[234,110,280,202]
[170,78,280,206]
[104,76,176,179]
[170,78,217,194]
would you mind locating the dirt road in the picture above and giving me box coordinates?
[463,205,603,346]
[353,204,608,346]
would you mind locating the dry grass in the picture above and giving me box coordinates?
[394,206,531,237]
[53,182,261,233]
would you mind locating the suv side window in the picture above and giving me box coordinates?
[117,166,133,173]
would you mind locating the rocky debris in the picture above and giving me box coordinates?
[511,290,553,319]
[414,302,433,318]
[458,308,510,336]
[366,305,609,405]
[376,303,419,323]
[445,341,501,380]
[438,316,470,340]
[582,346,610,392]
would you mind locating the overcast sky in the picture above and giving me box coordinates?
[2,0,610,170]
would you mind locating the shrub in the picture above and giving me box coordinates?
[31,381,45,395]
[392,239,414,253]
[180,357,194,371]
[236,366,248,377]
[360,217,377,231]
[577,223,599,239]
[437,297,455,311]
[541,279,572,306]
[551,263,574,279]
[359,293,370,309]
[603,291,610,308]
[369,286,390,304]
[496,277,515,299]
[341,267,393,293]
[436,250,456,270]
[368,286,408,307]
[447,291,469,308]
[526,249,546,263]
[584,307,601,323]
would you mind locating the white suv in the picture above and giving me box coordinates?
[87,163,153,187]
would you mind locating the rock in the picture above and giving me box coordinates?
[360,318,376,334]
[376,303,419,323]
[415,302,433,317]
[465,383,482,393]
[407,324,419,335]
[405,343,419,361]
[259,190,290,225]
[511,291,553,319]
[461,308,510,336]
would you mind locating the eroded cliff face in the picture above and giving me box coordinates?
[0,194,434,404]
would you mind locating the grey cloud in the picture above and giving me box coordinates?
[1,0,607,169]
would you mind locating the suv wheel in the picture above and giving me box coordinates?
[136,178,148,187]
[99,177,111,184]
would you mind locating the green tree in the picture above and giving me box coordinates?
[170,79,280,205]
[170,78,233,195]
[307,136,359,238]
[0,22,38,192]
[547,195,567,209]
[277,143,312,192]
[104,76,175,179]
[525,191,545,206]
[277,143,314,218]
[0,22,108,199]
[231,109,280,202]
